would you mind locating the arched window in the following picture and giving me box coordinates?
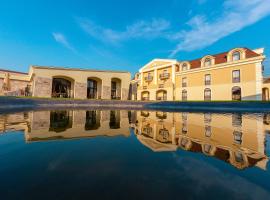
[182,90,187,101]
[182,63,188,71]
[204,58,212,67]
[141,91,150,101]
[232,86,241,101]
[233,51,241,61]
[204,88,211,101]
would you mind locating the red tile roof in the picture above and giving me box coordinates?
[188,48,260,69]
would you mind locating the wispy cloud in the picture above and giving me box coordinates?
[77,18,171,44]
[170,0,270,56]
[52,32,76,52]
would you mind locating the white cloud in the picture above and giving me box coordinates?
[77,18,171,44]
[170,0,270,56]
[52,32,76,52]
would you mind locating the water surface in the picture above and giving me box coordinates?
[0,109,270,200]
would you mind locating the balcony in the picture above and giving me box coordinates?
[143,86,148,90]
[182,83,187,87]
[144,76,153,82]
[159,73,170,80]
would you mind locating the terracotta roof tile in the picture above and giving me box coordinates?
[187,48,260,70]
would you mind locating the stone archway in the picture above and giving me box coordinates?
[52,76,74,98]
[156,90,167,101]
[141,91,150,101]
[232,86,241,101]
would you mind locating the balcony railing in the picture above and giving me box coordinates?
[144,76,153,82]
[143,86,147,90]
[182,83,187,87]
[159,73,170,80]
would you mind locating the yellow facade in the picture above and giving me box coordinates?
[0,66,131,100]
[136,48,266,101]
[131,110,269,170]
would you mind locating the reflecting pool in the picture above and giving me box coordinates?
[0,110,270,199]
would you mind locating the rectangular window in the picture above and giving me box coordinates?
[205,74,211,85]
[182,77,187,87]
[232,70,240,83]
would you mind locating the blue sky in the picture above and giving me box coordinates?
[0,0,270,76]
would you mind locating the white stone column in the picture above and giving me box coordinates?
[154,69,158,85]
[172,64,176,84]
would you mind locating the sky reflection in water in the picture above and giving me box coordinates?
[0,109,270,200]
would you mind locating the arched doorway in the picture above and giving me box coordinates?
[156,90,167,101]
[111,78,121,100]
[87,77,102,99]
[141,91,150,101]
[232,86,241,101]
[262,87,269,101]
[52,77,74,98]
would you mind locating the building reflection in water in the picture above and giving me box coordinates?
[1,110,270,170]
[85,111,101,130]
[130,111,270,170]
[0,110,130,142]
[49,111,73,133]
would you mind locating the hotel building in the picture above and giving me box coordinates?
[130,110,270,170]
[0,66,131,100]
[132,47,268,101]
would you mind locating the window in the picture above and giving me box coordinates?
[182,122,187,134]
[205,125,212,137]
[182,77,187,87]
[232,86,241,101]
[182,63,188,71]
[205,74,211,85]
[182,90,187,101]
[232,114,242,127]
[204,144,212,154]
[204,88,211,101]
[233,51,241,61]
[204,113,212,123]
[233,131,243,145]
[204,58,212,67]
[176,65,180,72]
[232,70,240,83]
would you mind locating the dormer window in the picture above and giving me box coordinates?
[232,51,241,61]
[182,63,188,71]
[204,58,212,67]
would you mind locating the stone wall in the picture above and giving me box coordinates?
[75,82,87,99]
[102,85,111,99]
[30,111,50,131]
[10,80,29,92]
[122,88,129,100]
[33,77,52,98]
[0,79,3,95]
[73,110,86,127]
